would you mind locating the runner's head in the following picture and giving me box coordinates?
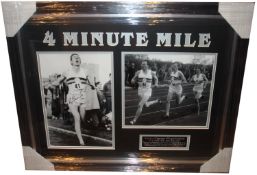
[70,53,81,67]
[196,68,201,75]
[171,64,178,72]
[141,60,148,71]
[168,66,172,73]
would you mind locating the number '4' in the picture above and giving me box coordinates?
[43,31,56,46]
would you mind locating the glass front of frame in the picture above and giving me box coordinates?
[3,1,251,172]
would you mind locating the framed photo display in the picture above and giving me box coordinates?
[3,1,254,173]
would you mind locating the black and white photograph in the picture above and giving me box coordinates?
[122,52,217,129]
[37,51,114,149]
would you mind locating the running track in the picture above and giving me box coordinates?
[124,83,211,126]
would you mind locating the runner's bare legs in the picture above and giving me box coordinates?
[165,92,173,117]
[131,95,149,124]
[79,105,87,122]
[69,104,85,145]
[194,91,201,116]
[165,92,185,117]
[196,98,200,116]
[177,93,186,104]
[145,99,160,107]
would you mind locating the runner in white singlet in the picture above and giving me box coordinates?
[130,60,160,125]
[191,68,208,116]
[53,53,99,145]
[164,64,187,118]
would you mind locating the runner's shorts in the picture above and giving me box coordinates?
[193,84,204,99]
[168,85,182,95]
[138,87,152,99]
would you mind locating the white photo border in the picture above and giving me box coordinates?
[122,51,218,130]
[37,51,115,150]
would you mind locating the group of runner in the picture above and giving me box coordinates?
[129,60,208,125]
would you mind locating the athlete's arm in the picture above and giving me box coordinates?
[81,68,96,90]
[51,73,66,86]
[163,73,172,84]
[152,72,158,87]
[86,75,96,90]
[203,74,208,88]
[179,71,187,83]
[203,74,208,82]
[189,75,194,83]
[131,71,140,85]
